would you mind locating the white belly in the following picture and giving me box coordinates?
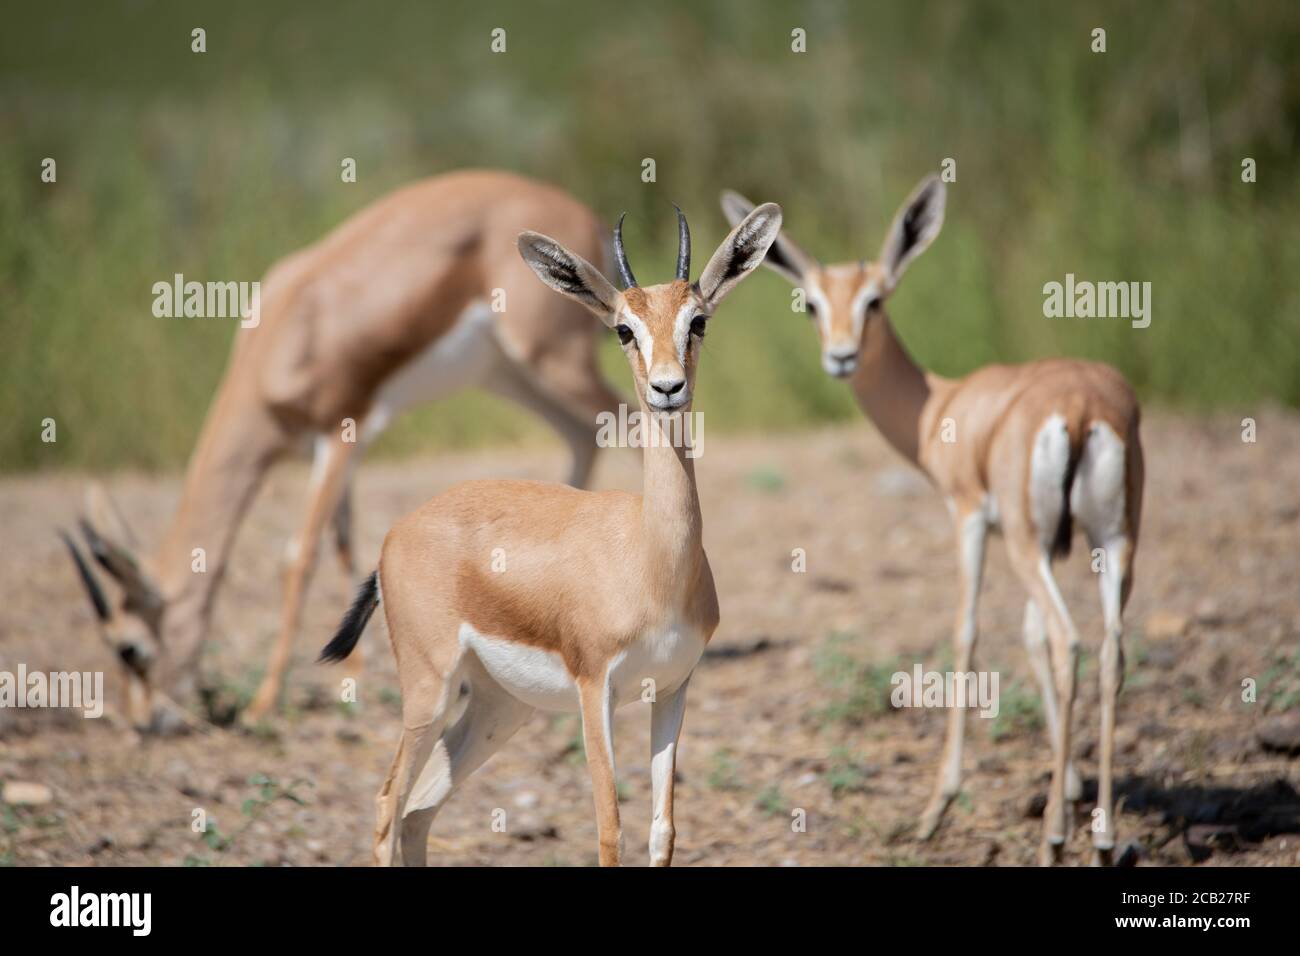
[460,621,706,714]
[362,300,499,441]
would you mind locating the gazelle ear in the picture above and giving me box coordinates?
[721,190,815,285]
[878,175,946,290]
[698,202,783,306]
[59,530,110,622]
[517,231,621,327]
[79,489,162,612]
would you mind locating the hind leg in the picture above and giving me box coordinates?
[918,506,987,840]
[1093,536,1134,865]
[484,362,600,488]
[399,673,534,866]
[1007,537,1082,866]
[246,434,358,724]
[487,274,624,490]
[1022,600,1083,803]
[373,650,461,866]
[330,480,369,690]
[374,720,442,866]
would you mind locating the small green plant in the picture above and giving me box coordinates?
[825,747,868,797]
[812,633,901,725]
[1260,649,1300,712]
[707,749,743,791]
[184,773,313,866]
[745,466,786,493]
[555,716,586,766]
[755,785,785,816]
[987,680,1043,742]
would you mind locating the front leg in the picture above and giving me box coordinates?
[918,508,987,840]
[577,674,622,866]
[649,676,691,867]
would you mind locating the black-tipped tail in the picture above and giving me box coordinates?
[320,570,379,663]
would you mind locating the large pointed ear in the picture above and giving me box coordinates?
[697,202,783,307]
[80,487,162,611]
[59,530,111,622]
[720,190,815,285]
[878,175,946,290]
[517,231,621,327]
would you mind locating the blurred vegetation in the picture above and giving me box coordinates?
[2,0,1298,471]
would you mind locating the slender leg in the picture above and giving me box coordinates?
[330,480,367,688]
[649,676,691,866]
[1022,600,1082,802]
[1008,542,1081,865]
[331,480,356,580]
[484,361,603,488]
[918,508,987,840]
[577,673,622,866]
[373,722,439,866]
[399,679,534,866]
[244,435,356,723]
[1093,537,1132,865]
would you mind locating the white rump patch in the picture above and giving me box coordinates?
[1029,413,1071,552]
[1071,421,1127,544]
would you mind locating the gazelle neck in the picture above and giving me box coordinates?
[849,312,947,469]
[152,382,285,692]
[637,402,703,601]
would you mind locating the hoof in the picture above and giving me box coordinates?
[1038,839,1064,867]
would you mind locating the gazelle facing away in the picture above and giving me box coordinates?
[60,171,624,730]
[320,202,783,866]
[722,178,1144,865]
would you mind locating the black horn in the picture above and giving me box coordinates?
[674,203,690,281]
[613,212,637,289]
[60,530,110,621]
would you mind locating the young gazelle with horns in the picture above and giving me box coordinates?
[722,178,1144,865]
[59,171,625,730]
[320,201,784,866]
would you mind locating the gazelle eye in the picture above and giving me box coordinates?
[690,315,708,338]
[615,324,635,346]
[865,297,881,313]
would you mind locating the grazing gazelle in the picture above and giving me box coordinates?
[722,178,1144,865]
[61,170,625,730]
[319,201,784,866]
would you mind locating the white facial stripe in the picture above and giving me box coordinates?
[806,280,833,338]
[849,280,882,339]
[672,300,696,364]
[620,306,654,376]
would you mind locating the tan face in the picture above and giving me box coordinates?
[801,261,890,379]
[720,175,946,382]
[614,282,711,411]
[517,202,784,415]
[62,526,164,726]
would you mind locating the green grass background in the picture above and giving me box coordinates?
[2,0,1298,472]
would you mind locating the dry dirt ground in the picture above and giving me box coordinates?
[2,410,1298,867]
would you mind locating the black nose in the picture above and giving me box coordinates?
[118,644,141,669]
[651,380,685,396]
